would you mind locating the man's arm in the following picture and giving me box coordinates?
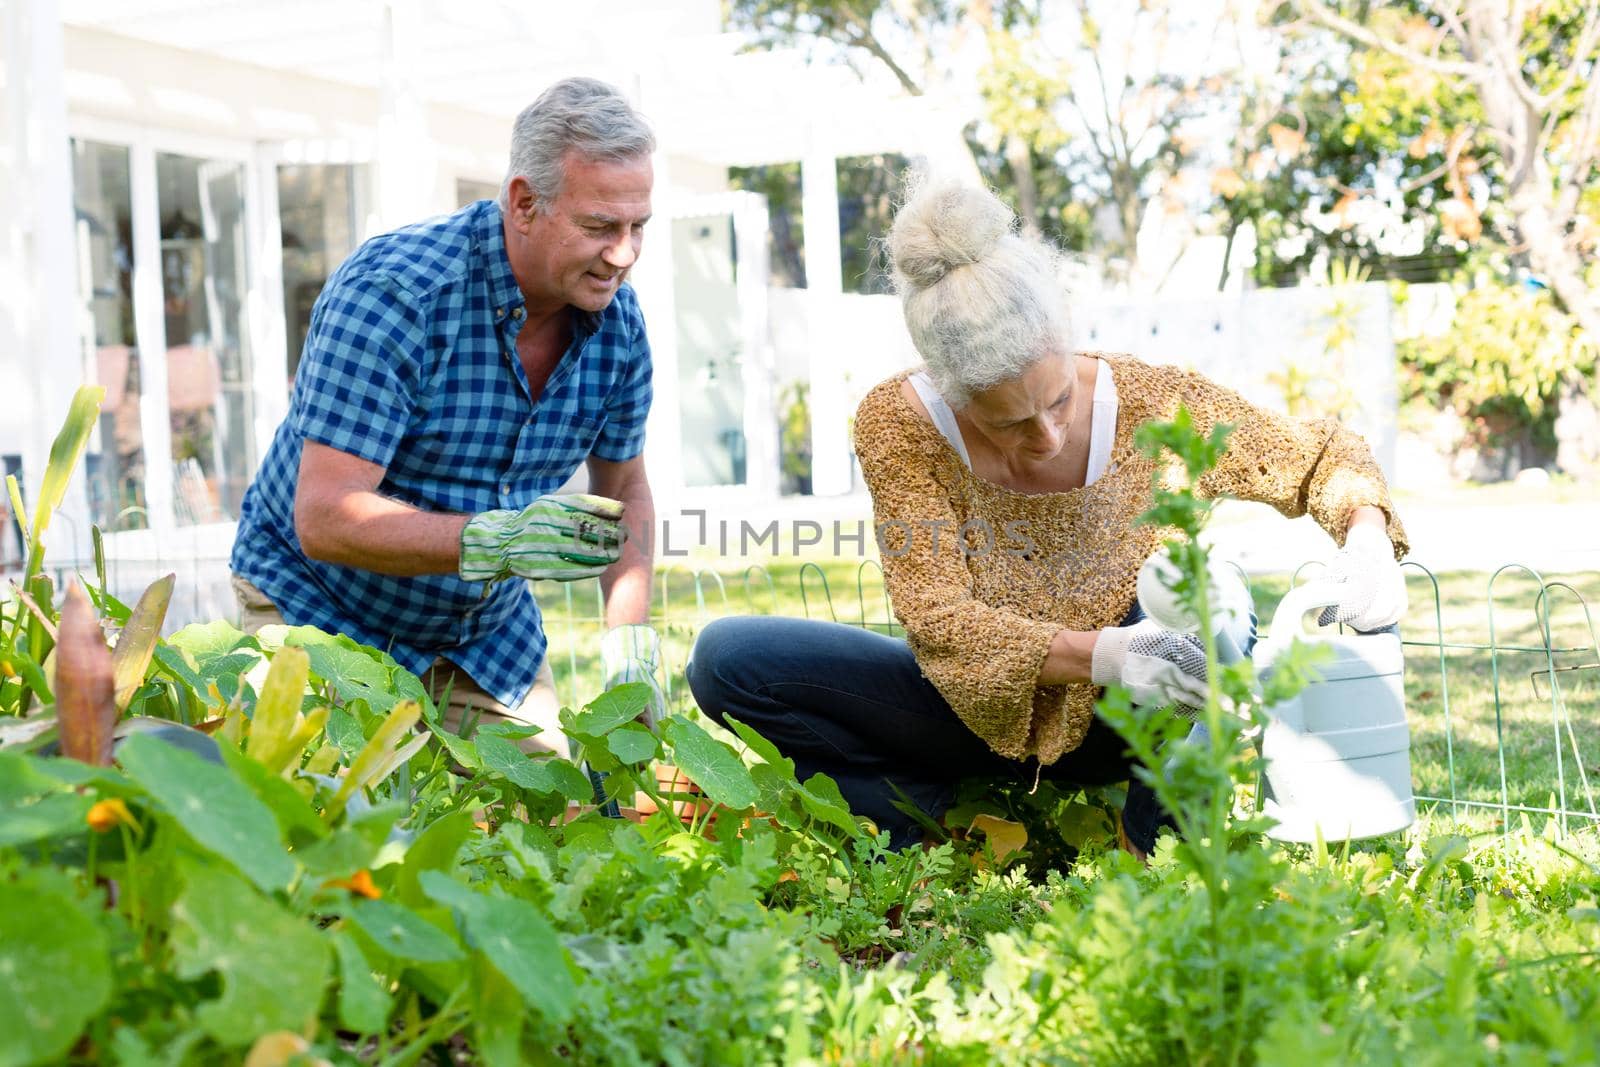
[587,452,654,627]
[294,441,469,577]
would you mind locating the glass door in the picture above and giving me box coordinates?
[70,139,147,531]
[156,152,253,524]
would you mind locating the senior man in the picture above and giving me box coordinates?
[230,77,665,751]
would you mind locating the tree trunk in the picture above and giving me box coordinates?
[1004,134,1042,238]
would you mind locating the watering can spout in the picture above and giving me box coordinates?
[1256,580,1414,844]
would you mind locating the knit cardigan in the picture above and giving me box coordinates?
[851,352,1409,765]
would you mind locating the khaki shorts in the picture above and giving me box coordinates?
[230,574,567,755]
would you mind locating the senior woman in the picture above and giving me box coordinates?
[686,178,1409,855]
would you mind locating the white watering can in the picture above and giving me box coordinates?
[1253,581,1414,843]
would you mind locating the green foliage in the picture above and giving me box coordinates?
[4,396,1600,1064]
[1399,282,1597,457]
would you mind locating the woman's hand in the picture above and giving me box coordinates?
[1318,511,1407,630]
[1089,621,1209,713]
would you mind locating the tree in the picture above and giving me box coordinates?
[731,0,1274,285]
[1288,0,1600,471]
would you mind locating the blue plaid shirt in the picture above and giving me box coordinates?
[231,199,652,707]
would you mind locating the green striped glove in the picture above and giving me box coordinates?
[599,623,667,728]
[459,493,626,583]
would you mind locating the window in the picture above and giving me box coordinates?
[277,164,371,385]
[156,152,253,524]
[70,139,146,530]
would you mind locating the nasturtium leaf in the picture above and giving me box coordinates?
[333,931,393,1035]
[0,790,95,848]
[724,715,791,771]
[165,619,258,660]
[570,682,651,737]
[419,871,576,1023]
[168,861,330,1047]
[347,896,464,963]
[968,813,1029,864]
[118,732,296,892]
[325,708,366,761]
[0,876,111,1067]
[796,772,862,838]
[661,717,758,811]
[218,742,325,843]
[0,750,65,803]
[280,627,403,712]
[475,734,591,800]
[606,723,658,765]
[392,810,474,907]
[471,959,526,1067]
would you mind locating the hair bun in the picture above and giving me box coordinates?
[888,178,1013,289]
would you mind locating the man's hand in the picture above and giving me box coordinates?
[599,623,667,728]
[459,493,626,583]
[1090,620,1209,714]
[1317,524,1407,631]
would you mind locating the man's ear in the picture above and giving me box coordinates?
[506,177,541,225]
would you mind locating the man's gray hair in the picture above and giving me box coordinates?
[500,77,656,212]
[886,174,1074,407]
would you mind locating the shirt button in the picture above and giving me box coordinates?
[495,307,505,319]
[512,308,524,319]
[502,483,511,495]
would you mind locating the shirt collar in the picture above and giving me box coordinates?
[477,200,603,337]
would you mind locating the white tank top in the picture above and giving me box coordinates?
[907,363,1119,484]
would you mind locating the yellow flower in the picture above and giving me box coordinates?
[86,797,138,834]
[0,660,15,678]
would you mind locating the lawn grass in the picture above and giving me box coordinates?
[535,557,1600,830]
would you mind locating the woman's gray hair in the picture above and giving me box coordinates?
[500,78,656,211]
[886,174,1074,407]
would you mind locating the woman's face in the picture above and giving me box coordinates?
[960,352,1078,462]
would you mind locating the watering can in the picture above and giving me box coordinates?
[1253,581,1414,843]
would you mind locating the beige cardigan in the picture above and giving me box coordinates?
[851,352,1408,765]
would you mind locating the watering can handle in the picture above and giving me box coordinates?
[1268,580,1346,638]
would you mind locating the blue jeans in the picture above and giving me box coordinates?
[686,603,1255,853]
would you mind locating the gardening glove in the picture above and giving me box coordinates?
[459,493,626,583]
[1316,523,1407,631]
[1091,620,1210,716]
[599,623,667,729]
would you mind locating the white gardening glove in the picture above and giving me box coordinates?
[599,623,667,729]
[1091,620,1210,715]
[1317,524,1407,630]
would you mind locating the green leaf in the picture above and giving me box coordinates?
[24,385,105,576]
[118,732,296,892]
[333,930,392,1035]
[0,750,66,803]
[797,772,862,838]
[476,734,592,800]
[326,708,365,761]
[606,724,658,765]
[570,682,651,737]
[0,874,112,1067]
[111,574,175,713]
[661,716,758,811]
[392,810,473,908]
[347,897,464,963]
[170,861,330,1046]
[0,791,95,848]
[420,871,576,1023]
[724,714,790,770]
[166,619,258,660]
[217,741,326,843]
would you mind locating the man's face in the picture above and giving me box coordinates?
[506,151,654,315]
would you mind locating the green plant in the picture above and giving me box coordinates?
[1399,282,1597,463]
